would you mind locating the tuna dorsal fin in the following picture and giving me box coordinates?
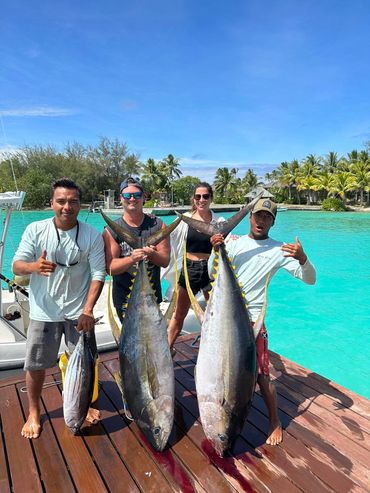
[146,216,182,246]
[101,210,140,249]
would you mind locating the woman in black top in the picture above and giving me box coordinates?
[167,182,217,351]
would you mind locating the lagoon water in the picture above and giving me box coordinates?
[1,209,370,399]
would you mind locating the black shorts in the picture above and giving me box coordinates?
[178,259,211,295]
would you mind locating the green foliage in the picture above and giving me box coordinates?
[171,176,200,204]
[322,198,347,211]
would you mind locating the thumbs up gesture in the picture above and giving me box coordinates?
[34,250,57,276]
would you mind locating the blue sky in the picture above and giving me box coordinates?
[1,0,370,182]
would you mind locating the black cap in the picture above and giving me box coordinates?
[120,177,144,193]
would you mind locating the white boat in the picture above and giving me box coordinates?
[0,191,199,369]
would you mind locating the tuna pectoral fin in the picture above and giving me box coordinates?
[113,371,133,420]
[183,241,204,324]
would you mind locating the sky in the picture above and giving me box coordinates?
[1,0,370,182]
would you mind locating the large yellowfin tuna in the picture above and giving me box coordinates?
[63,330,98,434]
[178,195,262,456]
[101,211,180,451]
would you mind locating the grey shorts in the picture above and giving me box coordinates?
[24,319,80,371]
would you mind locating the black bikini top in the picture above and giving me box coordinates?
[186,225,212,254]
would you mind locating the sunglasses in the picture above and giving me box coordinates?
[194,193,210,200]
[121,191,143,200]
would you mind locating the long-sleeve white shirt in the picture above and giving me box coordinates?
[209,235,316,323]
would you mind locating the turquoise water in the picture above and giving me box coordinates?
[2,209,370,399]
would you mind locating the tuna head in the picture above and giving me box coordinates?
[138,395,174,452]
[200,401,246,457]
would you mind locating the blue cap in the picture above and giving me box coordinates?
[120,177,144,192]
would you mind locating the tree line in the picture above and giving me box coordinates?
[0,136,369,208]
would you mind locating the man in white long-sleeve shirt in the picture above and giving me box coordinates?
[210,198,316,446]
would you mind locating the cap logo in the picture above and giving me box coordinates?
[262,200,271,209]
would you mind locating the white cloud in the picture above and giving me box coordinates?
[0,106,78,117]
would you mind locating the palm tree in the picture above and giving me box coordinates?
[140,158,167,195]
[124,153,142,178]
[322,152,342,173]
[312,171,336,200]
[329,172,356,203]
[214,167,238,200]
[350,159,370,205]
[297,154,322,204]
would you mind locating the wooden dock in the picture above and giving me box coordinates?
[1,333,369,492]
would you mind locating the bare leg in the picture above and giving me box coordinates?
[21,370,45,439]
[257,374,282,445]
[167,286,191,348]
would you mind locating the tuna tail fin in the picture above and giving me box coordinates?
[108,272,121,345]
[101,210,140,249]
[216,192,264,238]
[175,212,218,236]
[146,216,182,246]
[183,241,204,324]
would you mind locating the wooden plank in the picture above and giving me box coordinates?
[268,364,370,443]
[79,382,142,493]
[252,393,370,492]
[0,385,42,492]
[270,372,370,449]
[246,407,362,493]
[0,415,11,493]
[16,380,76,493]
[40,375,108,492]
[269,351,370,419]
[173,364,302,493]
[174,339,368,493]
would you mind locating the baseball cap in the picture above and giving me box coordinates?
[252,198,277,218]
[120,177,144,193]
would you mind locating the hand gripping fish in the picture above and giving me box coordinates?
[63,329,98,434]
[178,195,263,456]
[101,211,181,451]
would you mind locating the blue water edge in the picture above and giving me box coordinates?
[1,209,370,399]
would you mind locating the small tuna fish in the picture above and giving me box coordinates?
[63,330,97,434]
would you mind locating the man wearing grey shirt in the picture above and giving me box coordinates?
[13,178,105,439]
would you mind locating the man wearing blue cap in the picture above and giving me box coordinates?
[103,177,170,321]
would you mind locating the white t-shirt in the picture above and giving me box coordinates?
[13,218,106,321]
[209,235,316,323]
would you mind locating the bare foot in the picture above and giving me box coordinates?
[86,407,101,424]
[266,421,283,446]
[21,415,41,439]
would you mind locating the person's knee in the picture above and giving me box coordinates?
[257,373,271,391]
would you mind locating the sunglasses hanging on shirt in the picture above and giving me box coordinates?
[53,219,81,267]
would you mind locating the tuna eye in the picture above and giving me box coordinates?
[218,434,227,442]
[153,427,161,435]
